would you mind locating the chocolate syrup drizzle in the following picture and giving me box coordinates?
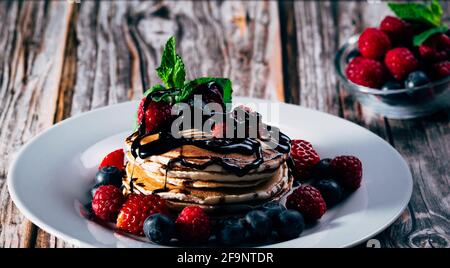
[130,83,291,192]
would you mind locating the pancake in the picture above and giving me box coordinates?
[125,152,277,184]
[164,178,293,213]
[122,127,292,213]
[124,165,271,189]
[123,163,290,205]
[124,133,288,175]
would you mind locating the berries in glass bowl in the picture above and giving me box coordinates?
[334,2,450,119]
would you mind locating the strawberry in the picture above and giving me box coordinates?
[137,98,173,134]
[99,149,125,171]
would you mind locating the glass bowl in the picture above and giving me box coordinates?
[335,35,450,119]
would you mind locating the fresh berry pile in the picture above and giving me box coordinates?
[86,139,363,246]
[345,3,450,91]
[289,139,363,208]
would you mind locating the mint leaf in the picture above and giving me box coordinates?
[430,0,443,18]
[388,0,442,27]
[182,77,233,104]
[172,55,186,89]
[156,36,186,88]
[143,84,166,97]
[413,25,448,46]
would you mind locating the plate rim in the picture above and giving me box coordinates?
[7,97,413,248]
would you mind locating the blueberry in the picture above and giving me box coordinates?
[346,49,361,63]
[262,202,286,220]
[90,183,102,198]
[143,213,175,244]
[216,218,246,246]
[244,210,272,240]
[313,179,343,207]
[311,158,334,179]
[275,210,305,239]
[381,80,403,91]
[95,166,123,187]
[380,80,409,105]
[405,71,430,89]
[83,202,94,218]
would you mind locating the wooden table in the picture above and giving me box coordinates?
[0,0,448,248]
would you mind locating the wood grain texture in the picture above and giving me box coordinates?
[129,0,284,100]
[0,0,72,247]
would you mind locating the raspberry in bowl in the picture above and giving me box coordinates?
[334,2,450,119]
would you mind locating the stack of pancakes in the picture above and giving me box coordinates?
[122,132,293,213]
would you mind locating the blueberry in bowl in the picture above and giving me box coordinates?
[380,80,411,105]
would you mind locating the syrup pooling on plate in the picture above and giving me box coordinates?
[129,82,291,190]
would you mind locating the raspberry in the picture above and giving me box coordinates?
[189,82,225,108]
[430,61,450,80]
[345,57,386,88]
[286,185,327,221]
[330,155,363,191]
[137,98,173,134]
[175,206,211,243]
[99,149,125,171]
[385,48,419,80]
[290,140,320,180]
[92,185,124,222]
[211,122,227,138]
[419,34,450,62]
[116,194,168,235]
[380,16,413,46]
[358,28,392,59]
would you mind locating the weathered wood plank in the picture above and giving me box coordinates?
[129,0,284,100]
[382,115,450,248]
[69,0,143,116]
[278,1,300,104]
[0,0,72,247]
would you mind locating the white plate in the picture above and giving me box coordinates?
[7,97,413,248]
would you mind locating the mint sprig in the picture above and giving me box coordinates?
[136,37,233,130]
[388,0,442,27]
[388,0,448,46]
[183,77,233,104]
[146,36,232,104]
[156,37,186,89]
[413,26,448,46]
[153,36,233,104]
